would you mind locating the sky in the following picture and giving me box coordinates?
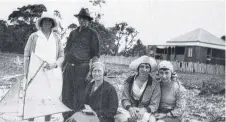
[0,0,225,46]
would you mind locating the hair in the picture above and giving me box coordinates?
[40,18,55,28]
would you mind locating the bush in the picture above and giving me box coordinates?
[199,77,225,95]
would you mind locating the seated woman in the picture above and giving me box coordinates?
[66,61,119,122]
[115,55,161,122]
[154,61,186,122]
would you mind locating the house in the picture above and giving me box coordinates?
[148,28,225,65]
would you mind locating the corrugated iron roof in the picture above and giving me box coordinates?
[166,28,225,50]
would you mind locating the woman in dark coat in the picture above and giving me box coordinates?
[66,62,118,122]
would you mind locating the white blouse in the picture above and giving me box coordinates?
[132,78,148,100]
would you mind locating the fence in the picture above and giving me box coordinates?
[100,55,225,76]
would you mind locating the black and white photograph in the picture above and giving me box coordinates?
[0,0,225,122]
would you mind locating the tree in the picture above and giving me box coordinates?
[0,4,47,53]
[8,4,47,25]
[0,20,8,51]
[132,39,146,56]
[123,27,138,55]
[120,39,146,57]
[110,22,128,55]
[88,0,116,55]
[110,22,139,56]
[89,0,106,22]
[221,35,225,41]
[90,22,115,55]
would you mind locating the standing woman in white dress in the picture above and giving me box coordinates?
[24,12,65,121]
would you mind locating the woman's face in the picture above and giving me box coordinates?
[92,67,104,81]
[41,18,53,30]
[138,63,151,76]
[158,69,172,82]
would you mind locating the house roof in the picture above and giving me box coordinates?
[166,28,225,50]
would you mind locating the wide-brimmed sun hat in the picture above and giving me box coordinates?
[74,8,93,21]
[158,60,174,72]
[129,55,157,72]
[35,12,58,30]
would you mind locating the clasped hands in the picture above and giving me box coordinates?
[128,107,147,120]
[43,63,57,70]
[81,104,97,116]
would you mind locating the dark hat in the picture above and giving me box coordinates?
[74,8,93,21]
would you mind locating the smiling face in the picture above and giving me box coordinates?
[158,69,172,82]
[138,63,151,76]
[92,66,104,82]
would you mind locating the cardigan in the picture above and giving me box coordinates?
[83,81,119,122]
[121,74,161,113]
[158,80,187,118]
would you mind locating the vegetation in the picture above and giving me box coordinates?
[0,53,225,122]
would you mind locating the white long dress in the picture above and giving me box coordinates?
[23,30,70,119]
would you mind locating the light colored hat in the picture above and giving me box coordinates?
[158,60,174,72]
[35,12,58,30]
[91,62,105,71]
[129,55,157,72]
[90,61,107,76]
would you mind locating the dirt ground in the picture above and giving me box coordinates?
[0,53,225,122]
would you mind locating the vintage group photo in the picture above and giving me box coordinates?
[0,0,225,122]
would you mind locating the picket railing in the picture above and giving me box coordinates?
[100,55,225,76]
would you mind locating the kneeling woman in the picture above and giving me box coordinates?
[66,62,119,122]
[154,61,186,122]
[115,56,161,122]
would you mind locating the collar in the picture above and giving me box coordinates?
[127,74,153,86]
[77,25,89,32]
[36,30,53,39]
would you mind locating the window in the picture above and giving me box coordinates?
[188,48,193,57]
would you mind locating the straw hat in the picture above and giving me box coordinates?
[129,55,157,72]
[158,60,174,72]
[35,12,58,30]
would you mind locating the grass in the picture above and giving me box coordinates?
[0,53,225,122]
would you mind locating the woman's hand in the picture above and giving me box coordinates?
[44,63,57,70]
[154,113,166,119]
[82,104,97,116]
[129,107,138,120]
[137,108,147,120]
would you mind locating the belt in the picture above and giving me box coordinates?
[68,63,75,66]
[67,61,89,66]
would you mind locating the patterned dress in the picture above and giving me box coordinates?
[156,80,187,122]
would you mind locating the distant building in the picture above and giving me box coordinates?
[148,28,225,65]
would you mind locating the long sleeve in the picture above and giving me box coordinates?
[170,85,186,117]
[121,77,133,110]
[55,33,64,68]
[24,33,35,78]
[90,30,100,60]
[146,81,161,113]
[96,86,119,118]
[64,30,74,53]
